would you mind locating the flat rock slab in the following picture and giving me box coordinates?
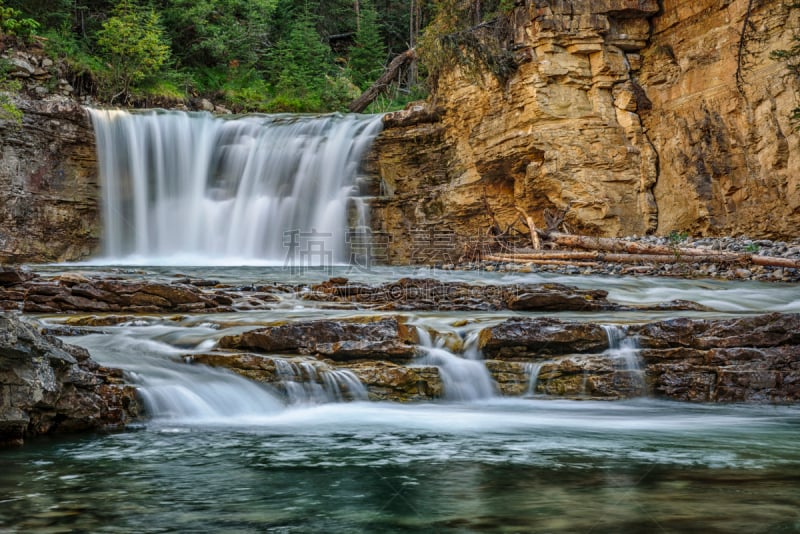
[218,316,420,362]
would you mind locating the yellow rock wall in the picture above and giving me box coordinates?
[370,0,800,262]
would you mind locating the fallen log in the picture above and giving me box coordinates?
[348,49,417,113]
[515,207,541,250]
[485,256,600,266]
[752,255,800,269]
[487,251,743,264]
[547,232,715,256]
[484,250,800,269]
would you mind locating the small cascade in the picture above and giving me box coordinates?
[602,324,646,395]
[88,109,383,264]
[133,363,285,422]
[273,358,368,404]
[415,327,496,401]
[525,362,546,396]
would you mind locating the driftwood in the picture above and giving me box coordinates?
[348,49,417,113]
[485,250,800,269]
[487,251,746,265]
[515,207,541,250]
[548,233,715,256]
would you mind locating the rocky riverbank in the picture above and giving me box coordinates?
[454,235,800,283]
[0,313,139,446]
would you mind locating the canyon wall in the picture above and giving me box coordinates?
[0,94,99,263]
[370,0,800,262]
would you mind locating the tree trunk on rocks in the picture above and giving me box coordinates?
[348,48,417,113]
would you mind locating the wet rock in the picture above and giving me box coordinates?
[0,314,139,446]
[306,277,617,312]
[505,284,611,311]
[0,266,35,286]
[478,318,609,359]
[632,313,800,350]
[346,361,443,401]
[218,316,420,362]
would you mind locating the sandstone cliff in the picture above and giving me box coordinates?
[370,0,800,263]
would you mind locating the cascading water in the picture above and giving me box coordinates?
[415,327,496,401]
[525,362,546,396]
[602,324,646,395]
[274,358,368,404]
[88,109,383,264]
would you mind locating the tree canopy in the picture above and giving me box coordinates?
[0,0,516,112]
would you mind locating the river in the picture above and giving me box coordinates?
[1,266,799,532]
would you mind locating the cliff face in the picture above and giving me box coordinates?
[0,97,99,263]
[639,0,800,237]
[370,0,800,262]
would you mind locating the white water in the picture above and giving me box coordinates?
[274,358,368,404]
[525,361,546,396]
[415,327,496,401]
[88,109,383,264]
[603,324,646,394]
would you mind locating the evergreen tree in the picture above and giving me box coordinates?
[272,7,331,97]
[350,0,386,90]
[96,0,170,103]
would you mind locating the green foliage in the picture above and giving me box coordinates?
[159,0,276,71]
[417,0,516,91]
[1,0,503,112]
[96,0,170,103]
[668,230,689,245]
[350,0,386,90]
[272,8,331,95]
[0,0,40,40]
[0,60,22,125]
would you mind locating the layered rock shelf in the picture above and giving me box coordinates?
[0,270,709,314]
[184,313,800,404]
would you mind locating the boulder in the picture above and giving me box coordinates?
[218,316,420,361]
[0,314,139,446]
[478,318,610,359]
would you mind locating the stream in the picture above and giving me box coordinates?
[1,266,799,532]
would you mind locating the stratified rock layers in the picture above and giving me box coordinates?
[0,313,138,446]
[197,313,800,403]
[369,0,800,263]
[0,99,99,263]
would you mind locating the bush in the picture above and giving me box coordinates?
[0,1,39,41]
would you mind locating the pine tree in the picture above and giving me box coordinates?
[273,6,331,96]
[349,0,386,90]
[96,0,170,103]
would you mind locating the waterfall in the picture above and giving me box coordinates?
[88,109,383,264]
[602,324,646,395]
[415,327,496,401]
[274,358,368,404]
[525,362,546,396]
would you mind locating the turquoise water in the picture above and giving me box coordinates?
[5,268,800,532]
[1,400,799,533]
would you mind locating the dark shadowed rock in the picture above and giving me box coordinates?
[0,314,139,446]
[633,313,800,350]
[504,284,611,311]
[0,266,35,286]
[478,318,609,359]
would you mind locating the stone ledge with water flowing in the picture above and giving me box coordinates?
[162,312,800,403]
[0,270,710,314]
